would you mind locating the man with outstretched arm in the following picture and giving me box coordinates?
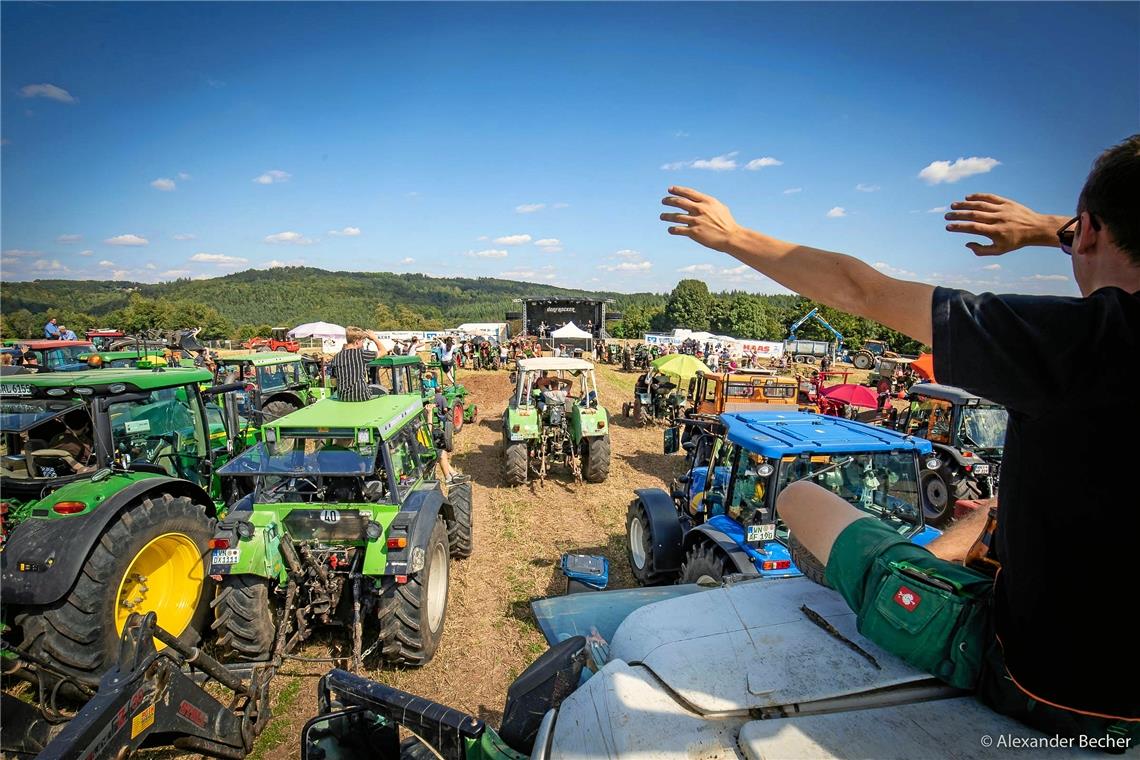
[661,135,1139,747]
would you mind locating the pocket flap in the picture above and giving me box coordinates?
[872,573,950,635]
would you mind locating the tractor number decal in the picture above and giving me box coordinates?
[894,586,921,612]
[320,510,340,524]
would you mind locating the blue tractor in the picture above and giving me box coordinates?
[626,410,942,585]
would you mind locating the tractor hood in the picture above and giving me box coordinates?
[607,577,932,715]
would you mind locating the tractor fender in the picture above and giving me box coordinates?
[929,442,971,470]
[382,487,445,576]
[632,488,685,573]
[1,476,216,607]
[682,525,760,577]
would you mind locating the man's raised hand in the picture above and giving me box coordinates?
[944,193,1063,256]
[661,186,743,253]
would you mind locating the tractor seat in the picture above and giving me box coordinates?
[27,448,91,478]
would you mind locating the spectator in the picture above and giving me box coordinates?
[659,135,1140,741]
[59,325,78,341]
[43,318,60,339]
[329,326,386,402]
[437,337,457,383]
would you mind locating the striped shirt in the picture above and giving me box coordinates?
[329,347,374,402]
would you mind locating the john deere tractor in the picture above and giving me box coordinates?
[368,354,477,452]
[0,368,243,696]
[208,395,473,669]
[502,358,610,486]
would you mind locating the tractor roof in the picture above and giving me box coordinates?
[907,382,998,406]
[19,340,94,349]
[269,395,424,441]
[517,357,595,372]
[721,410,932,457]
[0,367,212,393]
[216,352,304,366]
[368,354,424,367]
[81,349,165,359]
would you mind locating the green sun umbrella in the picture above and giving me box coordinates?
[650,353,713,387]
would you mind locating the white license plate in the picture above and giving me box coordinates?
[747,523,777,542]
[211,549,240,565]
[972,464,990,475]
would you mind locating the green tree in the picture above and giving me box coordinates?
[664,280,711,331]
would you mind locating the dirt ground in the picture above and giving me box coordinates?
[240,361,684,758]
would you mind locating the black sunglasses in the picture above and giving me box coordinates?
[1056,213,1102,255]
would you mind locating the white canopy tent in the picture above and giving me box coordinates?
[550,321,593,356]
[288,321,346,340]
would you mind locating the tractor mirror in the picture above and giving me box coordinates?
[663,426,680,455]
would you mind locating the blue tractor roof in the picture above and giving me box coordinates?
[721,410,933,457]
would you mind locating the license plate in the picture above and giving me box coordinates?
[747,523,776,542]
[972,464,990,475]
[211,549,240,565]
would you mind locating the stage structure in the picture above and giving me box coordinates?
[507,297,621,340]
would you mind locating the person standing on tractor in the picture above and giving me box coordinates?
[330,326,387,402]
[43,317,60,339]
[660,135,1140,744]
[437,337,457,383]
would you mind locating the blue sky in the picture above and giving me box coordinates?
[2,2,1137,296]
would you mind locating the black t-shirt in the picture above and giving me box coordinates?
[932,285,1140,720]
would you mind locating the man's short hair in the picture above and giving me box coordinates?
[345,326,367,344]
[1079,133,1140,265]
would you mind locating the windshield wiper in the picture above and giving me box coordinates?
[790,456,854,485]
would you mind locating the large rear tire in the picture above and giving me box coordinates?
[678,542,730,586]
[452,402,464,433]
[16,494,213,690]
[788,532,831,587]
[262,399,299,424]
[853,351,874,370]
[583,434,611,483]
[921,471,954,527]
[441,415,455,453]
[211,575,275,661]
[503,440,528,486]
[378,518,449,667]
[626,500,678,586]
[445,480,473,560]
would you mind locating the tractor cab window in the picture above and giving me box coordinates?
[387,422,428,498]
[108,386,209,481]
[958,405,1007,452]
[258,364,288,392]
[763,379,797,399]
[905,398,953,444]
[689,440,736,517]
[0,399,93,479]
[703,377,719,403]
[730,450,774,524]
[776,452,920,532]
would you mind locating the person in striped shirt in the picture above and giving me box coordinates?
[329,326,387,402]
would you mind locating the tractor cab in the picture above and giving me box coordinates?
[368,354,426,396]
[214,353,322,425]
[688,369,800,417]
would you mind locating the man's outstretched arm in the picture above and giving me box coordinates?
[661,187,1065,346]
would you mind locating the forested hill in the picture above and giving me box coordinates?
[1,266,662,337]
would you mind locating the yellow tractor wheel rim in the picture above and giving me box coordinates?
[114,532,204,647]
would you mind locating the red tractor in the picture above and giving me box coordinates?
[242,327,300,353]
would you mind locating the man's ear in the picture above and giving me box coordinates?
[1075,211,1100,257]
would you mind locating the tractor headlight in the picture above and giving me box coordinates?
[925,457,942,471]
[365,520,383,541]
[235,520,255,539]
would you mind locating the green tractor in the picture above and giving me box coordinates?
[0,368,244,694]
[501,358,610,486]
[214,352,328,425]
[368,354,477,451]
[208,394,473,669]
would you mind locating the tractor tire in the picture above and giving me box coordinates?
[788,532,831,588]
[262,399,299,424]
[503,440,528,487]
[622,401,631,418]
[441,416,455,453]
[921,471,954,527]
[626,500,678,586]
[853,351,874,370]
[678,542,731,586]
[16,494,213,691]
[633,398,645,423]
[446,480,474,559]
[452,402,464,433]
[954,476,983,502]
[275,346,288,352]
[211,576,275,661]
[378,518,449,667]
[582,435,611,483]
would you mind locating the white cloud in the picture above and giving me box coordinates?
[534,238,563,253]
[105,234,149,246]
[111,270,132,281]
[826,207,847,218]
[151,177,176,191]
[982,263,1002,271]
[614,249,642,259]
[32,259,68,272]
[1023,274,1069,282]
[494,234,532,246]
[253,169,291,185]
[467,249,509,258]
[678,263,715,273]
[855,183,880,192]
[78,249,94,256]
[144,263,157,270]
[172,233,197,241]
[20,83,77,103]
[552,202,570,209]
[177,172,191,180]
[98,259,116,267]
[191,252,249,265]
[918,157,1001,185]
[159,269,192,279]
[327,227,361,237]
[515,203,545,214]
[57,234,82,243]
[476,235,489,241]
[783,187,803,195]
[399,257,415,265]
[927,206,948,213]
[662,151,739,171]
[600,260,652,272]
[264,231,315,245]
[872,261,917,278]
[745,157,783,171]
[263,259,305,269]
[500,270,537,279]
[3,249,39,257]
[674,130,690,138]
